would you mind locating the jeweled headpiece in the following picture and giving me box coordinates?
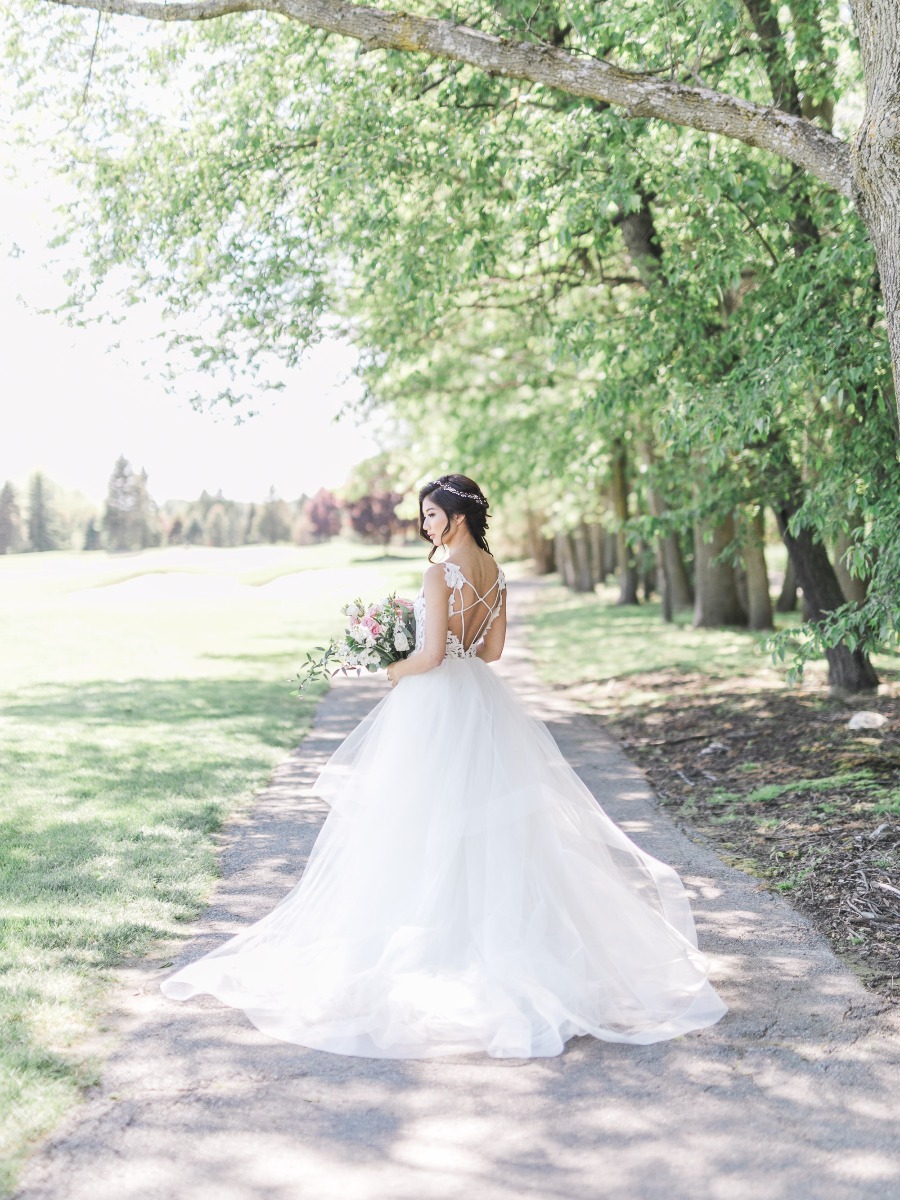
[430,480,488,506]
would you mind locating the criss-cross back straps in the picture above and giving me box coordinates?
[443,562,504,652]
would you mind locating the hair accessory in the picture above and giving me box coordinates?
[433,481,488,506]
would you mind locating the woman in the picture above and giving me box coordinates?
[161,474,727,1057]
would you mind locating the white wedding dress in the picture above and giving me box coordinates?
[161,561,727,1057]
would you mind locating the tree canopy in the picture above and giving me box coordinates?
[7,0,900,685]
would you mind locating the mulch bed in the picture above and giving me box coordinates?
[560,669,900,1004]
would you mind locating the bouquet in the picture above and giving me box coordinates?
[294,593,416,692]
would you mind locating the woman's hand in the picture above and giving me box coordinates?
[386,662,400,688]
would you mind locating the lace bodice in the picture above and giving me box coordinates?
[413,560,507,660]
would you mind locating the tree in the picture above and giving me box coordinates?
[16,0,898,685]
[83,517,101,550]
[346,491,403,546]
[102,455,160,550]
[27,472,58,552]
[44,0,900,424]
[0,483,23,554]
[166,514,184,544]
[255,487,292,543]
[103,455,135,551]
[203,502,228,546]
[306,489,342,541]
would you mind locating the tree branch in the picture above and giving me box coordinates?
[48,0,854,197]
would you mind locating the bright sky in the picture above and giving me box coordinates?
[0,145,383,507]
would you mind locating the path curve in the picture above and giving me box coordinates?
[15,579,900,1200]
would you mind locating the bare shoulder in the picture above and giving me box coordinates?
[423,563,451,589]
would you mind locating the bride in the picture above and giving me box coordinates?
[161,474,727,1057]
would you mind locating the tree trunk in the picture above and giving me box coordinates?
[526,510,555,574]
[742,509,774,631]
[602,528,618,581]
[642,453,695,614]
[587,523,606,585]
[774,505,879,692]
[571,523,595,592]
[554,531,577,589]
[611,442,640,605]
[665,535,694,610]
[654,537,673,623]
[775,554,798,612]
[834,526,869,605]
[693,515,747,627]
[640,544,656,603]
[852,0,900,428]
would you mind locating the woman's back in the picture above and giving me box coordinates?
[443,552,505,653]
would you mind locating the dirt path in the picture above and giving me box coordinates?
[15,580,900,1200]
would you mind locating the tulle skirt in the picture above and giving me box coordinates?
[161,657,727,1057]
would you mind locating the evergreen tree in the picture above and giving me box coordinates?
[166,515,185,545]
[0,482,23,554]
[132,468,162,549]
[256,486,292,544]
[27,472,58,552]
[185,517,204,545]
[101,458,161,551]
[83,518,101,551]
[203,503,228,547]
[103,455,137,552]
[243,503,258,545]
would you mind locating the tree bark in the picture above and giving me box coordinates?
[693,515,747,627]
[741,509,774,631]
[640,544,656,603]
[644,466,694,613]
[774,506,879,692]
[775,553,798,612]
[834,526,869,606]
[602,525,618,580]
[571,523,595,592]
[851,0,900,422]
[525,509,554,574]
[554,530,576,589]
[587,523,606,585]
[611,442,640,605]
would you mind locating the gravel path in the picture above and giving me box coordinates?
[16,580,900,1200]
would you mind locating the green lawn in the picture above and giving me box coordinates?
[526,578,807,702]
[524,576,897,711]
[0,542,424,1195]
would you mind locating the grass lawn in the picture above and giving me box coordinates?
[0,541,424,1196]
[524,576,900,1000]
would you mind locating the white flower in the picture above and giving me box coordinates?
[343,602,362,620]
[393,628,410,652]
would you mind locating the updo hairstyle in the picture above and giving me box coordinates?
[418,474,492,563]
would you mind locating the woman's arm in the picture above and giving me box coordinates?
[386,566,449,686]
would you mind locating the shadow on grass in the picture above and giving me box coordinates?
[2,677,319,743]
[0,674,328,1182]
[529,591,790,684]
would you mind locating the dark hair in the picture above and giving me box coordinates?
[418,474,492,563]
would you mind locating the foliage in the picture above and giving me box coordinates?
[27,472,60,553]
[294,592,416,690]
[102,456,162,552]
[0,483,23,555]
[5,0,898,667]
